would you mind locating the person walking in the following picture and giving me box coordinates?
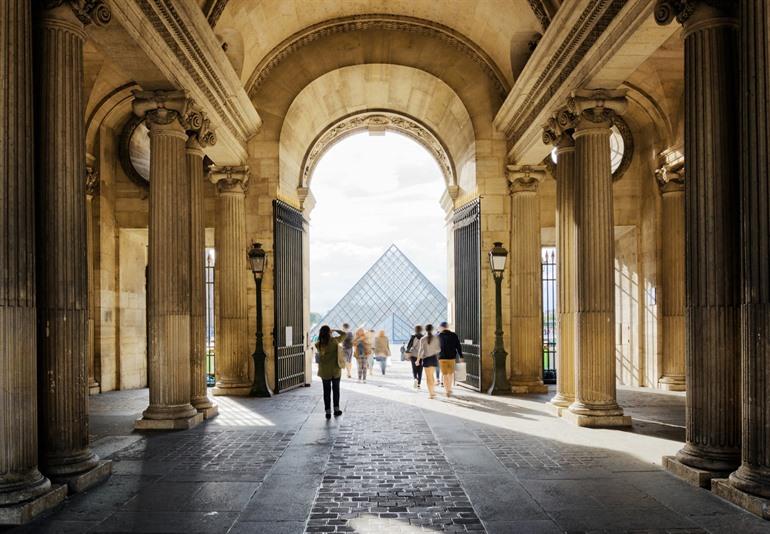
[341,323,354,378]
[417,324,441,399]
[438,321,463,397]
[314,325,345,419]
[366,328,376,373]
[405,325,424,388]
[374,330,391,375]
[353,328,371,382]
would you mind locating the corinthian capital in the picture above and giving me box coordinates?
[40,0,111,26]
[85,165,99,197]
[507,165,546,194]
[133,90,190,129]
[542,107,577,148]
[209,165,250,194]
[567,89,628,127]
[654,0,736,26]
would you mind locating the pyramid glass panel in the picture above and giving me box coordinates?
[310,245,447,343]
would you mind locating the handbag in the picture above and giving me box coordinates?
[455,360,467,382]
[337,343,347,369]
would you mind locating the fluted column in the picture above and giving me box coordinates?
[186,110,218,418]
[656,1,740,477]
[543,112,577,409]
[723,0,770,502]
[0,1,62,515]
[657,168,685,391]
[564,90,630,428]
[133,91,201,430]
[33,2,110,486]
[209,166,251,396]
[507,165,548,394]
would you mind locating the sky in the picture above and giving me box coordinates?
[309,131,447,315]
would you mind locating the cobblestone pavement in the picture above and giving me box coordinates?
[6,360,770,533]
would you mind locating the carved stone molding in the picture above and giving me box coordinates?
[300,110,457,189]
[209,165,249,195]
[507,165,546,194]
[133,90,190,128]
[654,0,736,26]
[41,0,111,27]
[567,88,628,126]
[202,0,229,28]
[527,0,553,31]
[656,167,685,193]
[85,165,99,197]
[246,14,509,100]
[184,105,217,148]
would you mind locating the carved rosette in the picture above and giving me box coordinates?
[654,0,736,25]
[507,165,546,194]
[40,0,111,26]
[209,165,249,195]
[85,165,99,196]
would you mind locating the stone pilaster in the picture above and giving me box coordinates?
[656,1,741,480]
[563,90,631,428]
[715,0,770,509]
[209,165,252,396]
[543,111,578,409]
[0,2,66,522]
[33,1,110,490]
[507,165,548,394]
[185,108,218,418]
[85,164,100,395]
[133,90,202,430]
[656,167,686,391]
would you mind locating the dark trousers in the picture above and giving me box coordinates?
[322,378,340,412]
[410,357,423,384]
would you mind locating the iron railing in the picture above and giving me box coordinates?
[205,250,216,387]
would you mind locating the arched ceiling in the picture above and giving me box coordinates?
[215,0,541,87]
[279,64,475,197]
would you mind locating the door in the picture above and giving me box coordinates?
[453,200,482,391]
[273,200,306,393]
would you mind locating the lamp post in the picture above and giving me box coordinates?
[247,242,272,397]
[488,242,509,395]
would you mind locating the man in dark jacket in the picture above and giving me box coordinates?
[438,322,463,397]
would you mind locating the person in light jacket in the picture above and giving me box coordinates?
[374,330,391,375]
[353,328,372,382]
[417,324,441,399]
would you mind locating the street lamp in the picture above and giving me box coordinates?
[247,242,272,397]
[488,242,509,395]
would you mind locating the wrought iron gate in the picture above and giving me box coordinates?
[541,247,557,384]
[453,200,482,391]
[273,200,306,393]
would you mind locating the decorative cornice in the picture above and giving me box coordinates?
[85,165,99,197]
[42,0,111,26]
[209,165,249,194]
[654,0,736,25]
[246,14,509,100]
[203,0,229,28]
[301,110,457,189]
[507,165,546,194]
[527,0,553,31]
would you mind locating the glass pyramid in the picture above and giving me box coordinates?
[310,245,447,343]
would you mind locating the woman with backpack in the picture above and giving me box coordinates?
[417,324,441,399]
[352,328,372,382]
[314,325,346,419]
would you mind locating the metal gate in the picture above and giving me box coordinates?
[273,200,306,393]
[453,200,482,391]
[541,247,557,384]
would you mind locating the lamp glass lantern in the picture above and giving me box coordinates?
[489,242,508,277]
[247,242,267,280]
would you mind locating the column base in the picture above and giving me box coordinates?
[662,455,730,489]
[546,402,565,416]
[198,404,219,419]
[548,394,573,415]
[89,384,101,395]
[713,478,770,520]
[50,460,111,494]
[511,381,549,394]
[658,376,686,391]
[192,397,219,419]
[135,411,203,430]
[560,409,632,428]
[212,386,252,396]
[0,484,66,525]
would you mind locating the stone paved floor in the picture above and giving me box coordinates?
[5,360,770,533]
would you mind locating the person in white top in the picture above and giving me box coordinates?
[416,324,441,399]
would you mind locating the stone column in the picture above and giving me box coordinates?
[564,90,631,428]
[0,2,66,521]
[85,164,100,395]
[507,165,548,394]
[209,166,252,396]
[714,0,770,508]
[657,167,685,391]
[655,1,740,482]
[33,1,111,490]
[543,112,577,409]
[133,91,202,430]
[186,109,218,418]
